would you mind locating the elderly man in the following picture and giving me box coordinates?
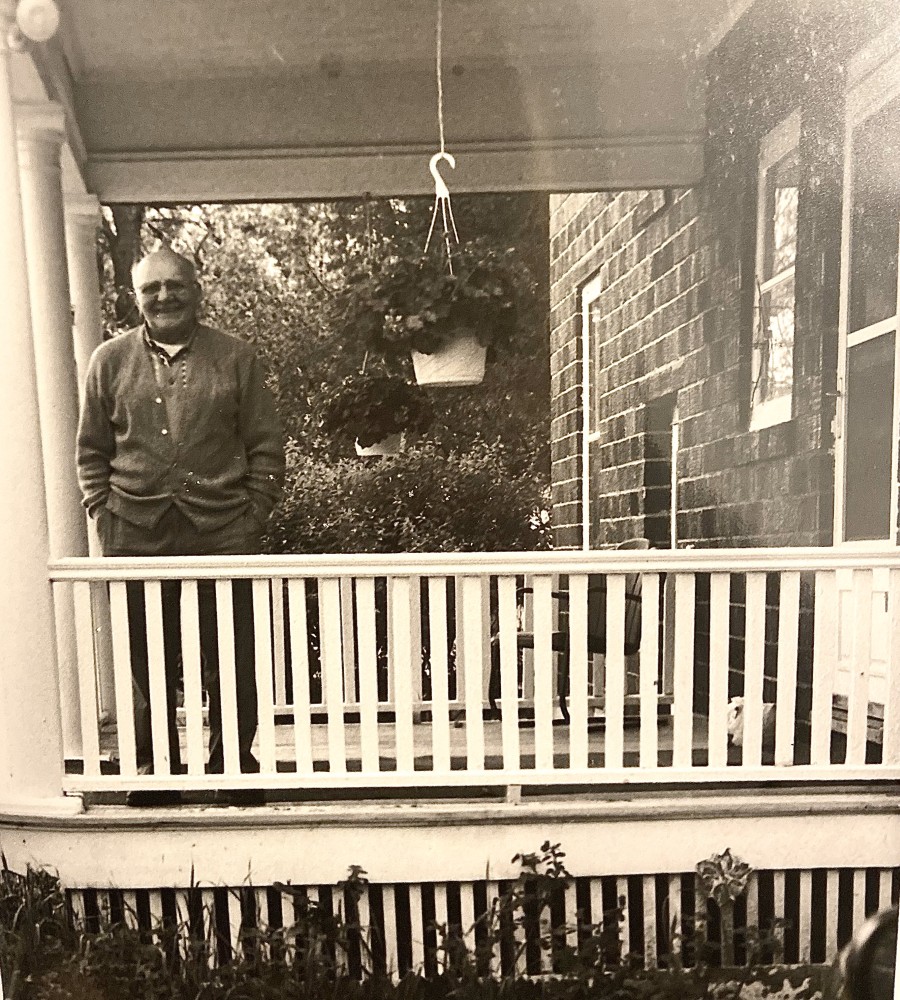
[76,245,285,806]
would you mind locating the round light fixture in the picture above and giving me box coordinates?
[15,0,60,42]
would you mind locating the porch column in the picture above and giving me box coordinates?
[16,101,90,764]
[64,192,116,721]
[0,4,78,813]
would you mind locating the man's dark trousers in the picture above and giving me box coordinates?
[98,504,262,775]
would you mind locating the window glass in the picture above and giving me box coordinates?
[762,148,799,282]
[844,332,895,541]
[849,94,900,333]
[756,276,795,405]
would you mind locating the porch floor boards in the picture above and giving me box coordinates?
[91,712,733,774]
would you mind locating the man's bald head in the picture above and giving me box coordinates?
[132,246,202,344]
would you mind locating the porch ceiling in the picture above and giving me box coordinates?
[38,0,753,200]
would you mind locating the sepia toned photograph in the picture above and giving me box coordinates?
[0,1,898,997]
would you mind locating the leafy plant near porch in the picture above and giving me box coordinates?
[697,848,755,967]
[338,239,528,357]
[318,371,433,450]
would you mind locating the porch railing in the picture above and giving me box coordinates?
[48,549,900,794]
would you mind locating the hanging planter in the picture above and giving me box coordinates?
[338,240,525,387]
[319,372,432,457]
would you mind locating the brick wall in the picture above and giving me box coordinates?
[548,0,896,552]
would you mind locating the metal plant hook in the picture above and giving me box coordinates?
[424,151,460,269]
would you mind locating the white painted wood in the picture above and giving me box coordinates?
[746,873,759,960]
[109,581,137,777]
[355,577,380,774]
[486,879,502,975]
[879,868,894,910]
[408,883,425,974]
[271,580,287,709]
[427,579,452,773]
[772,871,786,963]
[643,874,657,967]
[885,570,900,764]
[340,577,357,705]
[617,876,630,962]
[532,575,555,771]
[255,887,270,962]
[200,888,218,967]
[174,889,191,961]
[433,883,449,973]
[144,582,172,775]
[319,579,347,774]
[286,580,314,775]
[589,878,605,940]
[742,573,768,767]
[707,573,731,768]
[564,879,578,955]
[498,575,522,770]
[70,890,86,931]
[391,578,415,774]
[521,577,535,702]
[148,888,164,946]
[377,891,397,980]
[605,575,627,770]
[179,581,206,776]
[639,574,661,769]
[852,869,867,930]
[122,890,139,931]
[775,572,801,767]
[811,572,838,766]
[672,574,696,768]
[461,577,486,770]
[252,579,277,773]
[454,578,466,706]
[460,881,477,950]
[72,581,101,777]
[227,888,243,961]
[846,570,873,765]
[356,885,372,974]
[409,578,424,714]
[215,580,241,776]
[826,870,840,963]
[568,574,590,770]
[798,870,812,963]
[668,874,682,961]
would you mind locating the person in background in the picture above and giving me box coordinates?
[76,245,285,806]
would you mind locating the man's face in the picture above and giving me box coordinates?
[133,254,201,343]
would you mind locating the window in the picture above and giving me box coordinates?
[750,112,801,429]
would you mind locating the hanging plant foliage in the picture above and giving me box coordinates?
[319,372,433,450]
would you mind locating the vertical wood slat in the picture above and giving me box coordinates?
[145,581,173,776]
[454,579,466,706]
[604,575,627,770]
[460,882,477,951]
[589,878,604,938]
[885,570,900,764]
[255,887,271,963]
[668,874,682,962]
[568,574,589,770]
[252,578,277,773]
[122,890,139,931]
[287,580,314,776]
[798,870,812,963]
[742,572,768,767]
[746,873,759,962]
[428,579,452,773]
[391,577,415,773]
[72,581,102,777]
[616,876,630,963]
[355,577,380,774]
[319,579,347,774]
[825,870,840,963]
[531,575,555,769]
[878,868,894,910]
[638,574,661,770]
[852,869,866,929]
[69,890,87,931]
[215,580,241,776]
[461,576,486,770]
[694,878,707,966]
[846,570,873,765]
[109,581,137,778]
[227,889,243,962]
[485,879,502,976]
[408,883,425,975]
[563,880,578,956]
[811,571,838,766]
[772,871,786,963]
[382,884,399,981]
[433,883,449,973]
[271,579,287,708]
[409,578,424,716]
[180,581,206,776]
[520,578,535,701]
[148,889,164,947]
[643,875,657,968]
[672,574,696,768]
[498,575,522,770]
[707,573,731,768]
[774,572,801,767]
[356,885,372,975]
[340,578,357,704]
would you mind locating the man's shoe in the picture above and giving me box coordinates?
[125,789,183,807]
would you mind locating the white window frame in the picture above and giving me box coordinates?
[581,273,604,551]
[833,32,900,547]
[749,110,801,431]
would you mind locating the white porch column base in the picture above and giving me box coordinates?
[0,3,67,805]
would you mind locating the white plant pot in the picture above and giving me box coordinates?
[411,334,487,386]
[354,432,402,457]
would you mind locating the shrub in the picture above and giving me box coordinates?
[318,372,433,450]
[265,439,551,554]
